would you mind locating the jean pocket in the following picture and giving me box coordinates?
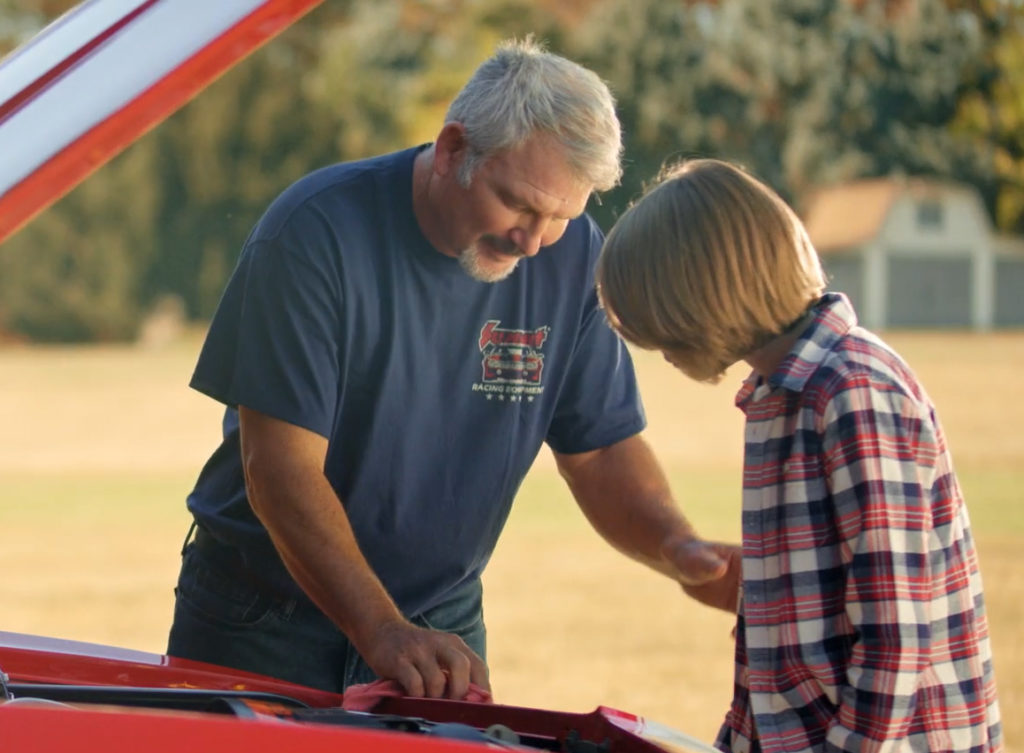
[176,547,277,629]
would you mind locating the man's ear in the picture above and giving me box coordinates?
[433,122,467,177]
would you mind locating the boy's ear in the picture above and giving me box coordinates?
[433,122,468,178]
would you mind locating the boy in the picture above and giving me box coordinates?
[596,159,1002,753]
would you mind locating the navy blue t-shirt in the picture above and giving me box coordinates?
[187,146,645,616]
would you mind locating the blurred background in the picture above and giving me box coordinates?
[1,0,1022,343]
[1,0,1021,749]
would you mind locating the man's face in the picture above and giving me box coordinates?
[447,134,593,282]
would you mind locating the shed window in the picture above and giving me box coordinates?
[917,200,943,229]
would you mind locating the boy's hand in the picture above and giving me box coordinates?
[662,538,741,613]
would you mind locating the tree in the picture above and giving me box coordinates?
[951,0,1024,233]
[1,0,566,340]
[0,0,77,56]
[0,3,353,338]
[572,0,996,220]
[138,34,347,320]
[3,0,1016,340]
[0,138,160,341]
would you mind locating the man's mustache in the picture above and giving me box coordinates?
[481,235,523,257]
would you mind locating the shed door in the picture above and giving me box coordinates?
[994,257,1024,327]
[887,254,972,327]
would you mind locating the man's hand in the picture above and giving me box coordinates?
[238,407,489,700]
[360,619,490,700]
[662,537,741,613]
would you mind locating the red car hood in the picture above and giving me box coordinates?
[0,630,718,753]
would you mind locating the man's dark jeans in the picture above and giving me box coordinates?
[166,540,486,693]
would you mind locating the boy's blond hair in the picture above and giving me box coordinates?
[596,158,826,382]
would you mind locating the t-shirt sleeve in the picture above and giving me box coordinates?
[544,221,646,454]
[189,207,343,438]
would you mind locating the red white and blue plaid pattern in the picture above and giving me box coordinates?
[715,293,1002,753]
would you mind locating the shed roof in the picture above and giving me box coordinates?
[801,177,979,254]
[802,179,899,253]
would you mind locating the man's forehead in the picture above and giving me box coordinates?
[506,174,592,218]
[478,135,593,215]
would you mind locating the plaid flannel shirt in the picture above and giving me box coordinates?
[715,293,1002,753]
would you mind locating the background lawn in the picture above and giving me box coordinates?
[0,331,1019,749]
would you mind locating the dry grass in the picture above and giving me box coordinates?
[0,330,1020,749]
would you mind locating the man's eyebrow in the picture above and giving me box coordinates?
[497,186,540,212]
[498,186,582,220]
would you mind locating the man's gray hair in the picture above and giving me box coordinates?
[446,37,623,192]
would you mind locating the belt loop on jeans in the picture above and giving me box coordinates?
[188,522,298,607]
[180,519,197,556]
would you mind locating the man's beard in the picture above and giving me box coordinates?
[457,236,522,283]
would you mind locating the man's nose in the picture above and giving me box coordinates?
[511,217,563,257]
[509,224,544,257]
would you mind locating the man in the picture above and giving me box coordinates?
[167,37,738,701]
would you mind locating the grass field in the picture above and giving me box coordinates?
[0,331,1020,749]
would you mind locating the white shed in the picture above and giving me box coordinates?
[802,177,1024,329]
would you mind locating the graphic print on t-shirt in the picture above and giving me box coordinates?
[472,319,549,402]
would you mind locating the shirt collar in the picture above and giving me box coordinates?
[735,292,858,406]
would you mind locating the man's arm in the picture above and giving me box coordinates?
[553,433,739,612]
[238,406,489,699]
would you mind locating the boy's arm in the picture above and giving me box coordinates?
[819,378,945,752]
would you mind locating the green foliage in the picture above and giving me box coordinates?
[951,0,1024,233]
[0,0,561,340]
[572,0,999,220]
[306,0,563,154]
[0,0,77,56]
[0,141,159,341]
[138,43,344,320]
[1,0,1022,341]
